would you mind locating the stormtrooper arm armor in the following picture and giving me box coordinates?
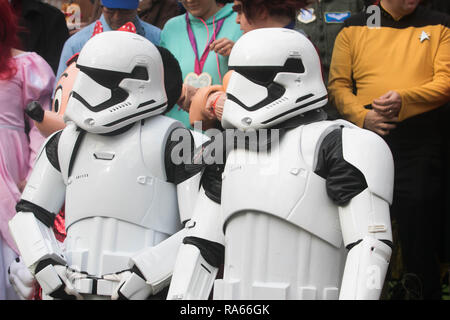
[338,187,393,300]
[8,131,79,299]
[166,142,225,300]
[167,186,225,300]
[317,127,393,300]
[9,131,66,272]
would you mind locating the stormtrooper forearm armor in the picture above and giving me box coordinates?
[167,188,225,300]
[129,228,187,295]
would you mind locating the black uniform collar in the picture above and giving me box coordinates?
[273,108,328,130]
[378,2,420,26]
[99,122,136,136]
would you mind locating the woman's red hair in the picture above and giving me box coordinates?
[239,0,307,22]
[0,0,21,80]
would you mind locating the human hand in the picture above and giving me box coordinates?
[209,38,235,56]
[372,90,402,118]
[177,84,199,112]
[363,109,398,136]
[206,91,227,121]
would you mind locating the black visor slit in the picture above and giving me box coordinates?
[229,58,305,86]
[73,64,150,112]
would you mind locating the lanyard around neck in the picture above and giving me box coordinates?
[185,12,225,75]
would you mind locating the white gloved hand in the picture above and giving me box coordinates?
[34,259,83,300]
[109,268,152,300]
[8,257,36,300]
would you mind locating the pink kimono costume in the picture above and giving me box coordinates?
[0,52,54,299]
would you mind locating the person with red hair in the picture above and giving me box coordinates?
[0,0,54,300]
[0,1,20,81]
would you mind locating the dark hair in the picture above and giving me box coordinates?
[239,0,307,22]
[0,0,20,80]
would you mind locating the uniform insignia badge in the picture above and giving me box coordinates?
[297,8,316,24]
[419,30,430,43]
[324,12,351,23]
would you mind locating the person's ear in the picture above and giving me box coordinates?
[257,7,269,21]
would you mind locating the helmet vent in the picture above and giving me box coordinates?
[109,101,132,112]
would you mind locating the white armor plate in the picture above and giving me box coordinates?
[221,121,348,247]
[59,116,183,277]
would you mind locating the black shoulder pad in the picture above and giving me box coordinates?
[201,163,225,204]
[45,131,63,172]
[165,127,203,184]
[315,128,368,206]
[183,236,225,268]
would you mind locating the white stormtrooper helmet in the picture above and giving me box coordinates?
[64,31,168,133]
[221,28,328,130]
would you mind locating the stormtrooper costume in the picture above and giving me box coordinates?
[167,28,394,300]
[8,31,204,300]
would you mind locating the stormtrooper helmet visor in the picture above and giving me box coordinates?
[72,64,150,113]
[227,58,305,112]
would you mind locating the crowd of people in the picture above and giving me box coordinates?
[0,0,449,300]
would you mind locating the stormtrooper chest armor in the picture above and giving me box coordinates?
[59,117,182,276]
[216,121,348,300]
[221,121,343,247]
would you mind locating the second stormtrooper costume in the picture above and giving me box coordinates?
[167,28,394,300]
[9,31,204,300]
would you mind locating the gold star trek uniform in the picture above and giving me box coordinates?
[328,4,450,127]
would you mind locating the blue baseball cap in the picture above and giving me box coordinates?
[101,0,139,9]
